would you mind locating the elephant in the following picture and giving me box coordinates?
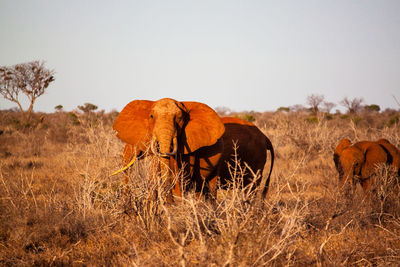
[219,117,274,198]
[113,98,225,201]
[333,138,400,194]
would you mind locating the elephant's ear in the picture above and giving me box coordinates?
[334,138,352,155]
[182,101,225,154]
[113,100,154,153]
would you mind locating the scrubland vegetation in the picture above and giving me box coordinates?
[1,108,400,266]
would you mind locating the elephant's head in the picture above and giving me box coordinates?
[333,138,363,187]
[113,98,225,168]
[338,146,364,187]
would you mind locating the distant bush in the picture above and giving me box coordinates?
[54,105,63,111]
[234,112,256,122]
[324,113,333,120]
[351,116,362,125]
[305,116,318,123]
[78,103,98,113]
[235,113,255,122]
[364,104,380,112]
[243,114,255,122]
[277,106,290,112]
[387,115,399,127]
[68,112,81,125]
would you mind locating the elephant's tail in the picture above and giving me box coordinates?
[262,137,274,198]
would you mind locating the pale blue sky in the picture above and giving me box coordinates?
[1,1,399,113]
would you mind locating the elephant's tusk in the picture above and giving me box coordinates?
[164,136,178,156]
[109,157,136,177]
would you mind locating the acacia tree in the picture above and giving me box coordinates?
[78,103,98,113]
[0,61,55,121]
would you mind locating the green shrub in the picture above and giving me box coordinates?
[235,113,256,122]
[387,116,399,127]
[78,103,98,113]
[68,112,81,125]
[54,105,63,111]
[351,116,362,125]
[364,104,381,112]
[305,117,318,123]
[277,106,290,112]
[243,114,255,122]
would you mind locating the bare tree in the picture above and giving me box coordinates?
[306,94,325,113]
[340,97,364,114]
[0,61,55,121]
[322,101,336,114]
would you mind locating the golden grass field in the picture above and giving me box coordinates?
[1,109,400,266]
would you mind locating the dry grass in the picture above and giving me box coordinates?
[0,109,400,266]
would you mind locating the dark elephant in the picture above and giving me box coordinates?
[219,117,274,198]
[113,98,225,201]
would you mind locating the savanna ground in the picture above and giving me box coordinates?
[0,108,400,266]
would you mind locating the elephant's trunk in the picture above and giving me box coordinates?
[150,126,178,157]
[340,167,357,195]
[155,129,178,201]
[158,133,175,155]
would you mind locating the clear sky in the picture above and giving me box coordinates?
[1,1,399,113]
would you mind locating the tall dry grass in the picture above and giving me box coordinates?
[0,109,399,266]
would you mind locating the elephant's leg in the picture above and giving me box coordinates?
[339,174,354,196]
[167,157,183,198]
[122,144,136,185]
[158,157,179,203]
[187,155,217,199]
[361,178,372,193]
[146,158,160,201]
[208,174,219,200]
[199,153,222,200]
[360,177,376,203]
[171,181,182,198]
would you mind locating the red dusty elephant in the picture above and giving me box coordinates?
[333,138,400,194]
[113,98,225,201]
[219,117,275,198]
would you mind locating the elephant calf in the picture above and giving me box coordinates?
[333,138,400,193]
